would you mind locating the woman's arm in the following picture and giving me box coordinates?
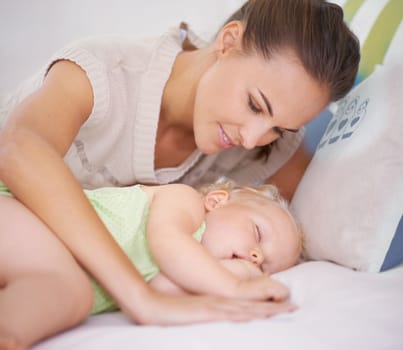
[0,60,153,320]
[149,274,187,296]
[147,185,289,302]
[0,61,292,324]
[266,144,312,201]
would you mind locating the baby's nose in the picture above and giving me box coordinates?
[249,247,264,266]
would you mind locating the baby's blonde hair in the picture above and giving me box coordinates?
[198,181,287,208]
[198,180,304,257]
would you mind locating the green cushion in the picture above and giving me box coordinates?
[342,0,402,83]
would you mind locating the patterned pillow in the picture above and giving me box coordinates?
[306,0,403,270]
[292,62,403,272]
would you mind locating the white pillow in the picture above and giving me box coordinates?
[291,62,403,272]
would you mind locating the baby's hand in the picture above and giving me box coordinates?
[233,275,290,302]
[221,259,290,302]
[220,258,263,280]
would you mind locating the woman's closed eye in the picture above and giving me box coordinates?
[272,127,284,138]
[248,95,262,114]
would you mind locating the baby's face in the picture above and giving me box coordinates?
[202,194,301,274]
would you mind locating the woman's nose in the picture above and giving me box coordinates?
[239,122,271,150]
[249,247,264,266]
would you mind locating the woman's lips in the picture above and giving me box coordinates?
[218,125,234,149]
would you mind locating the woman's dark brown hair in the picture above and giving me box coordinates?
[223,0,360,159]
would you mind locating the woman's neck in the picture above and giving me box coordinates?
[154,46,217,169]
[160,46,216,130]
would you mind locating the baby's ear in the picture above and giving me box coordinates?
[204,190,229,211]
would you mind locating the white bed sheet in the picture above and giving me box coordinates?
[33,262,403,350]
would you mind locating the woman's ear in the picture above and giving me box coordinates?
[204,190,230,211]
[215,21,244,54]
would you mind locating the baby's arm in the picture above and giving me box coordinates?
[220,259,264,280]
[150,259,277,296]
[147,185,289,301]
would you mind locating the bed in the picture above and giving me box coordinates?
[31,261,403,350]
[1,0,402,349]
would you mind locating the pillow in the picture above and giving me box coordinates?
[291,62,403,272]
[300,0,403,271]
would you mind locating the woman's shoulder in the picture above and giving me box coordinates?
[147,183,201,200]
[62,27,182,59]
[54,34,159,63]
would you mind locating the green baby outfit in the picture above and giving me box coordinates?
[0,183,205,315]
[86,185,156,314]
[0,182,12,197]
[85,185,206,315]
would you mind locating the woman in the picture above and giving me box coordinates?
[0,0,359,345]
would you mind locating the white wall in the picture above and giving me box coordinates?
[0,0,244,94]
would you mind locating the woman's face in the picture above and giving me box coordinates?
[193,48,329,154]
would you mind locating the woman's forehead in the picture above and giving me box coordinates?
[230,50,329,125]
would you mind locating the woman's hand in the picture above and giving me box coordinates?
[121,288,296,325]
[137,260,295,325]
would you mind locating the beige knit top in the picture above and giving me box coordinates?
[0,25,303,188]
